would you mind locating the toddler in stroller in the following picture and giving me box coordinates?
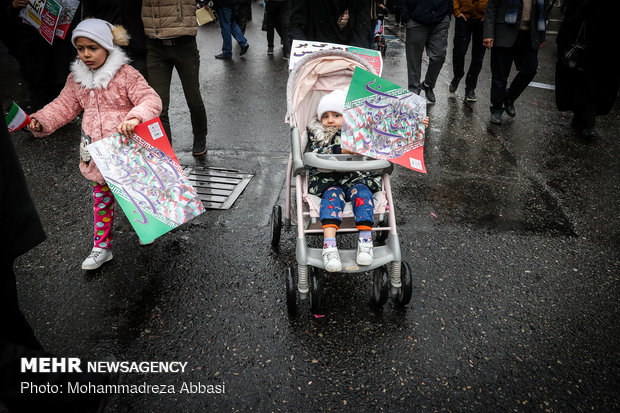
[274,49,423,313]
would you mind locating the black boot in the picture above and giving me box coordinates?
[192,135,206,156]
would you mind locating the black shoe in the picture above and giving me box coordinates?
[490,111,502,125]
[449,78,459,93]
[504,100,516,117]
[465,90,477,102]
[192,136,207,156]
[582,128,597,138]
[240,44,249,56]
[423,83,436,104]
[215,53,232,60]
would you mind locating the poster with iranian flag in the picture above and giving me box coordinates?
[5,102,31,133]
[87,118,205,244]
[341,67,427,173]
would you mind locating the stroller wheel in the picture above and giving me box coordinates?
[396,262,413,306]
[309,266,322,314]
[285,265,297,314]
[373,265,390,306]
[270,205,282,251]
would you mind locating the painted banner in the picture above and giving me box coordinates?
[5,102,31,133]
[288,39,383,76]
[39,0,62,44]
[341,67,427,173]
[87,118,205,244]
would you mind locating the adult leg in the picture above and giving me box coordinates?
[422,15,450,89]
[217,6,234,56]
[506,31,538,105]
[230,4,249,48]
[464,19,486,93]
[451,17,471,88]
[405,20,429,94]
[146,41,174,141]
[172,39,208,154]
[489,46,514,114]
[274,1,291,56]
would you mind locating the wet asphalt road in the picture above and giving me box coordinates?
[2,3,619,412]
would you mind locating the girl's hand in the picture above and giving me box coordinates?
[117,118,140,139]
[28,118,42,132]
[422,116,429,128]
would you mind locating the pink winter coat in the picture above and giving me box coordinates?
[32,46,162,184]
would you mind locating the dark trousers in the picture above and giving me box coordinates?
[266,0,291,55]
[452,17,485,92]
[490,30,539,113]
[405,15,450,93]
[146,37,208,143]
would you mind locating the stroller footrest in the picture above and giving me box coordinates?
[305,245,398,273]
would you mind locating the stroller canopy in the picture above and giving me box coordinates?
[286,50,376,140]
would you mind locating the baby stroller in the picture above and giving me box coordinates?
[270,50,413,314]
[373,12,387,56]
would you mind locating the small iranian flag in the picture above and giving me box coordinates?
[6,102,31,133]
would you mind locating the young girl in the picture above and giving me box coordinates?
[309,89,428,272]
[28,18,162,270]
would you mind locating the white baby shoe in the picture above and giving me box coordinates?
[356,239,374,266]
[322,246,342,272]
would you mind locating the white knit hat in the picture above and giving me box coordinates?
[71,18,115,52]
[317,89,347,119]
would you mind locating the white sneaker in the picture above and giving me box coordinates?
[322,246,342,272]
[356,239,374,266]
[81,247,113,270]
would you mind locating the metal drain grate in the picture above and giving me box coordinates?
[183,166,253,210]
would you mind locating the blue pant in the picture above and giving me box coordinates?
[320,184,375,230]
[217,5,248,57]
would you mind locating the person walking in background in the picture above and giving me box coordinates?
[555,0,620,139]
[449,0,488,102]
[27,19,162,270]
[213,0,250,59]
[483,0,546,125]
[142,0,209,156]
[398,0,452,104]
[264,0,291,59]
[288,0,371,49]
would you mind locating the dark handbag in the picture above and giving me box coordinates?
[562,22,588,71]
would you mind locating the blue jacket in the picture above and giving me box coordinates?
[398,0,452,25]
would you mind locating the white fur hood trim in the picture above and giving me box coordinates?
[71,46,130,89]
[307,117,340,147]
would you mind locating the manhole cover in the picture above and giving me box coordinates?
[182,166,253,210]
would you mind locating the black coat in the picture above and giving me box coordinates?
[82,0,147,57]
[483,0,546,49]
[397,0,452,25]
[0,97,46,266]
[555,0,620,115]
[288,0,371,48]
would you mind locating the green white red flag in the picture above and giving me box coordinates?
[6,102,31,133]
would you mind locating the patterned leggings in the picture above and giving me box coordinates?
[92,182,115,249]
[319,184,375,230]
